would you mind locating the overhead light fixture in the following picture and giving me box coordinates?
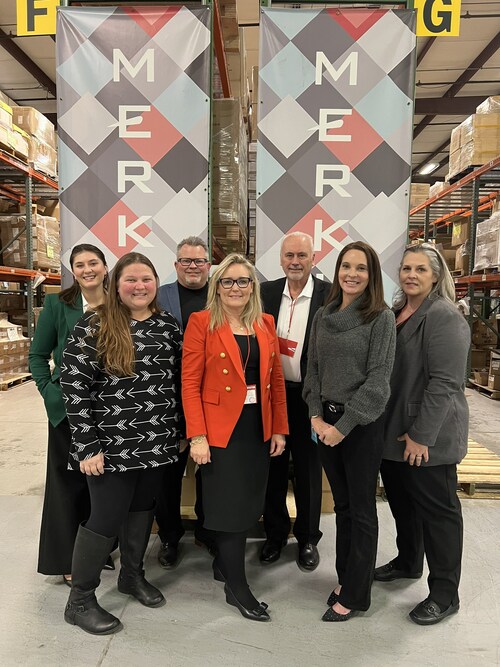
[418,162,439,176]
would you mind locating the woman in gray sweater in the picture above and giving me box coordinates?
[303,241,396,622]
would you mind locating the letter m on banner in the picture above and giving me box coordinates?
[256,8,416,300]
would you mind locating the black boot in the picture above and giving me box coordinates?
[117,510,165,608]
[64,525,122,635]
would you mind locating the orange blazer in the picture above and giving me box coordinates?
[182,310,289,448]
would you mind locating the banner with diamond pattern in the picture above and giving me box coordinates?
[56,6,211,286]
[256,8,416,298]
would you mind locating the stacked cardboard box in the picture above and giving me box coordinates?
[429,181,448,199]
[0,214,60,271]
[473,211,500,272]
[470,318,498,385]
[449,103,500,179]
[12,106,57,177]
[0,313,30,380]
[212,100,248,254]
[409,183,430,210]
[488,349,500,390]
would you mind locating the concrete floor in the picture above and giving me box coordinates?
[0,382,499,666]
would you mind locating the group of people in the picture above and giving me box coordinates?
[29,232,469,635]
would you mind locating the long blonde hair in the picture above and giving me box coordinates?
[206,254,263,332]
[93,253,160,376]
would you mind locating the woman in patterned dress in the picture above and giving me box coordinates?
[60,252,183,635]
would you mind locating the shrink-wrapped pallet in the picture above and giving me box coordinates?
[0,214,60,271]
[473,212,500,271]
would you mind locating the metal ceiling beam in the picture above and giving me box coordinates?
[412,137,451,176]
[416,37,436,67]
[0,28,56,98]
[413,30,500,140]
[415,96,492,115]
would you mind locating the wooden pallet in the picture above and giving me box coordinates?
[468,379,500,400]
[457,439,500,497]
[0,372,32,390]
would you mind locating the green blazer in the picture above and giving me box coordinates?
[29,293,83,427]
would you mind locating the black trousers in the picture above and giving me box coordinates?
[320,416,384,611]
[380,459,463,608]
[86,468,164,538]
[37,419,90,575]
[154,446,214,545]
[263,384,323,546]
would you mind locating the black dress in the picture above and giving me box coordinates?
[201,334,270,533]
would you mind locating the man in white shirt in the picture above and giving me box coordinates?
[259,232,329,570]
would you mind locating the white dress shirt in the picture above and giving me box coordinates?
[276,274,314,383]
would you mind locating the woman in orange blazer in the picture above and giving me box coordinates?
[182,253,288,622]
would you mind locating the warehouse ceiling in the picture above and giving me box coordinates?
[0,0,499,184]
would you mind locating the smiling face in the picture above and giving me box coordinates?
[400,251,437,302]
[338,249,369,303]
[217,264,254,315]
[175,244,210,289]
[71,251,107,292]
[280,235,314,287]
[117,263,157,318]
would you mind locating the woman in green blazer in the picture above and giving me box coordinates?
[29,244,109,584]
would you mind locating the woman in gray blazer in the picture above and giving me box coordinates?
[377,243,470,626]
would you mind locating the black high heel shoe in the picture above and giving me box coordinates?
[103,555,115,571]
[212,559,226,583]
[224,583,271,622]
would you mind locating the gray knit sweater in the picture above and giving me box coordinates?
[303,296,396,436]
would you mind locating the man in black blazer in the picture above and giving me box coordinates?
[155,236,214,567]
[259,232,329,570]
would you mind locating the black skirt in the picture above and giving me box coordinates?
[201,334,270,533]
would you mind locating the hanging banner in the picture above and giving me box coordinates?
[256,8,416,298]
[56,6,211,285]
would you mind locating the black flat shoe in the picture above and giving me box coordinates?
[62,575,72,588]
[158,542,179,569]
[322,607,356,622]
[103,555,115,571]
[409,599,459,625]
[374,561,422,582]
[298,543,320,572]
[326,589,339,606]
[212,559,225,583]
[259,539,286,564]
[224,584,270,622]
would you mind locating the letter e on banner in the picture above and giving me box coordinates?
[414,0,461,36]
[17,0,59,36]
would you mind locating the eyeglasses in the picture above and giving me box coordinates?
[177,258,209,267]
[218,277,253,289]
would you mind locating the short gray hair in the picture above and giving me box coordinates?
[176,236,208,256]
[280,231,314,253]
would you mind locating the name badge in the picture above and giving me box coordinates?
[245,384,258,404]
[278,336,298,358]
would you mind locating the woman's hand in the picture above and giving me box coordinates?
[80,453,104,475]
[190,436,211,465]
[311,416,329,441]
[321,425,345,447]
[399,433,429,466]
[270,434,286,457]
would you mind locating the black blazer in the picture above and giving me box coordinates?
[260,275,329,382]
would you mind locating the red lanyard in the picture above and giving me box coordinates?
[286,298,298,338]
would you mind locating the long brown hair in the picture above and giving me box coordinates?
[94,253,160,376]
[325,241,387,322]
[59,244,108,306]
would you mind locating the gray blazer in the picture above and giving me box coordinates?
[157,282,182,329]
[383,296,470,466]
